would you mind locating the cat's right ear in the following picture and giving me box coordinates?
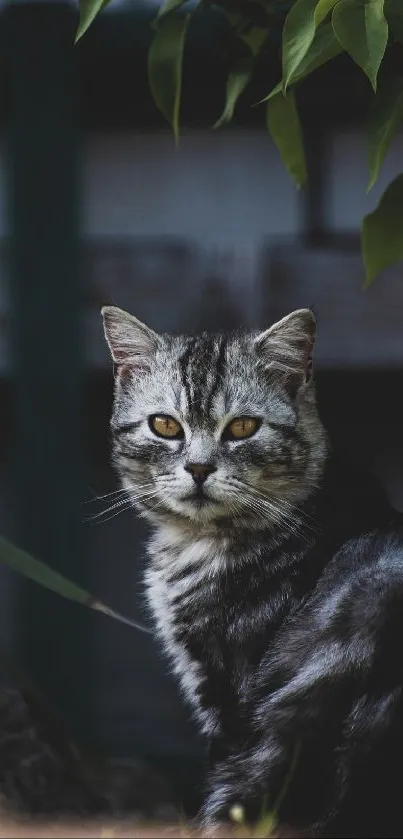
[101,306,158,375]
[254,308,316,394]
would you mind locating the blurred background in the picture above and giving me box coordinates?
[0,0,403,816]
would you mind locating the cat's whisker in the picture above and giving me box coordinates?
[268,497,315,534]
[144,498,164,515]
[85,497,131,522]
[83,481,157,509]
[275,497,315,532]
[84,489,159,523]
[238,479,314,526]
[229,479,313,539]
[224,484,280,526]
[85,495,160,526]
[83,479,156,502]
[86,503,136,526]
[258,500,311,539]
[83,489,129,506]
[248,499,284,528]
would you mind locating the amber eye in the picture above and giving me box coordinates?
[149,415,184,439]
[222,416,261,441]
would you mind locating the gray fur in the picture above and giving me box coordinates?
[102,306,327,731]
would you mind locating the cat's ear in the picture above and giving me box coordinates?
[254,309,316,391]
[101,306,158,375]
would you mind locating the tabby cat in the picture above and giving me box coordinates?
[102,304,403,838]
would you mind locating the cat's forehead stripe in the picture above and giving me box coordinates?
[178,337,197,411]
[205,336,227,415]
[186,334,214,416]
[179,334,228,418]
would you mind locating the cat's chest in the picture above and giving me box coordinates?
[144,529,292,737]
[144,533,230,735]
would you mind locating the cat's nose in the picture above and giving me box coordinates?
[184,462,217,485]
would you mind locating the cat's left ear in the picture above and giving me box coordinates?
[101,306,158,375]
[254,308,316,390]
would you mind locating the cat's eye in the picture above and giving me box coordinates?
[222,416,261,441]
[149,414,184,439]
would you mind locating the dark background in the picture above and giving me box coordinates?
[0,0,403,814]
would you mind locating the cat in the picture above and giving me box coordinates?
[102,304,403,838]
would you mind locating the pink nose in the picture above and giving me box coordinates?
[184,463,217,485]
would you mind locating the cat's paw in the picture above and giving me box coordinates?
[198,784,240,832]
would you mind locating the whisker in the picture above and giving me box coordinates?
[83,481,156,506]
[246,484,313,520]
[86,502,136,526]
[227,478,314,539]
[84,489,159,523]
[83,487,129,505]
[85,493,160,526]
[251,494,311,535]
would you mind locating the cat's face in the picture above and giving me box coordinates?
[102,306,327,531]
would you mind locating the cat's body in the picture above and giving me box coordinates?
[145,463,403,837]
[102,305,403,838]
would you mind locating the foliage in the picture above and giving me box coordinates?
[362,172,403,284]
[148,10,190,143]
[0,534,149,633]
[76,0,403,285]
[75,0,114,42]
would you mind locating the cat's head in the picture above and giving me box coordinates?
[102,306,327,532]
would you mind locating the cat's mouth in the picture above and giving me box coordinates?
[184,492,212,505]
[171,488,230,521]
[182,487,215,506]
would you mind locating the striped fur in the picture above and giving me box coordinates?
[102,306,403,838]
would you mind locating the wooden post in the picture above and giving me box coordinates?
[6,1,92,744]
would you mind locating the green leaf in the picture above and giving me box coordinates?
[314,0,339,26]
[291,20,343,79]
[261,23,342,102]
[156,0,186,20]
[241,26,268,56]
[362,174,403,285]
[214,26,267,128]
[264,81,283,102]
[148,13,190,142]
[214,59,254,128]
[266,90,307,188]
[282,0,318,90]
[0,534,150,633]
[273,739,302,815]
[332,0,388,92]
[367,74,403,191]
[254,812,278,839]
[75,0,112,43]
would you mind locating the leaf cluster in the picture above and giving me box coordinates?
[77,0,403,284]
